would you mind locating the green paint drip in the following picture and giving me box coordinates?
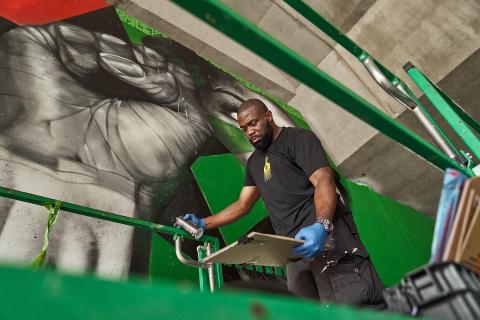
[30,200,62,267]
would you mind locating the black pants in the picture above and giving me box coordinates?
[286,213,384,305]
[286,254,384,305]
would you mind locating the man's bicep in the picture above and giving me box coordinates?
[244,159,256,186]
[238,185,261,209]
[293,130,329,177]
[309,166,335,187]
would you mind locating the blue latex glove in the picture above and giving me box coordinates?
[292,223,328,258]
[182,213,205,229]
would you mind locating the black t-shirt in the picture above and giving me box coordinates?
[245,127,347,237]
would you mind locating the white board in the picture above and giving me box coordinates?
[202,232,304,267]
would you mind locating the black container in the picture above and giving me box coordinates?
[382,285,412,314]
[383,262,480,319]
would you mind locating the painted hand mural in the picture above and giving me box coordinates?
[0,17,296,277]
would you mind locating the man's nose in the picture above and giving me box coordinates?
[246,128,255,137]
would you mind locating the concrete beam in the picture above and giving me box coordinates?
[109,0,297,102]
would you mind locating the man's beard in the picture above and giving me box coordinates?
[253,124,274,151]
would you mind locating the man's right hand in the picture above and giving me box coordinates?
[182,213,206,229]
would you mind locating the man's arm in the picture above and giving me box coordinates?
[309,166,337,221]
[204,185,260,229]
[292,166,337,258]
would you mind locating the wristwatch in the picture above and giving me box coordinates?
[316,218,334,233]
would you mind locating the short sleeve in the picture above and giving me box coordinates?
[244,158,256,186]
[292,130,329,178]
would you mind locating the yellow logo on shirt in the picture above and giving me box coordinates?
[264,156,271,182]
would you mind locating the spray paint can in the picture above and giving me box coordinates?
[175,216,204,239]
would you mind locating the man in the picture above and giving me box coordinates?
[184,99,384,305]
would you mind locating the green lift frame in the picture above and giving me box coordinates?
[0,185,224,292]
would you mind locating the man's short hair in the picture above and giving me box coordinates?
[238,99,269,115]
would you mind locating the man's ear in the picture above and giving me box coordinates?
[266,110,273,120]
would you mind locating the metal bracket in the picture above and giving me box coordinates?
[363,56,417,110]
[174,233,216,293]
[363,56,462,163]
[197,243,215,293]
[174,235,211,269]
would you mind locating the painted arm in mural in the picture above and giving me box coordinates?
[0,22,296,199]
[0,23,211,189]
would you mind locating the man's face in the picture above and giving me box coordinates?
[238,107,274,150]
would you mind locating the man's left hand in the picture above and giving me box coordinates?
[292,223,328,258]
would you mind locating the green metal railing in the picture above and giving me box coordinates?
[171,0,474,177]
[405,63,480,162]
[0,184,290,291]
[0,185,224,291]
[0,185,215,241]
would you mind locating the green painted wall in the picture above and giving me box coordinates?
[191,155,268,244]
[342,180,434,286]
[149,233,198,284]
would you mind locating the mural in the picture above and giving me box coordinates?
[0,4,296,278]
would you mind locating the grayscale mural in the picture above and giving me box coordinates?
[0,8,295,277]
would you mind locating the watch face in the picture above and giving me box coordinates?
[325,221,333,232]
[317,218,333,232]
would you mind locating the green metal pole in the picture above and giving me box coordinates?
[211,240,224,289]
[282,1,376,67]
[281,0,462,160]
[437,89,480,136]
[0,185,219,243]
[405,64,480,161]
[404,62,480,137]
[171,0,473,177]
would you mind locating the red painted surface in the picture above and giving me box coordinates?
[0,0,110,25]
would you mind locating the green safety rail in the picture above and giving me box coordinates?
[171,0,475,177]
[405,63,480,162]
[0,186,216,241]
[0,184,290,290]
[0,185,224,290]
